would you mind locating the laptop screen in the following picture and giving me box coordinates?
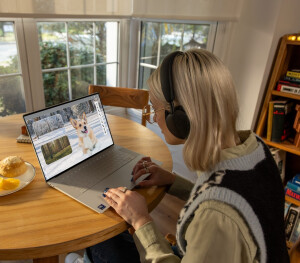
[23,94,114,181]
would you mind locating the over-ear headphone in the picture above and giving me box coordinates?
[160,51,190,139]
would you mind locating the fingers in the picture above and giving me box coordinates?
[132,157,152,175]
[132,160,155,178]
[138,179,153,188]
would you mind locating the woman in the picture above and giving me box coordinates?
[70,49,289,263]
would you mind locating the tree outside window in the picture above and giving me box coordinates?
[0,21,26,117]
[38,21,119,107]
[138,21,210,90]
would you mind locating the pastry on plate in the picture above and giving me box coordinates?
[0,156,27,177]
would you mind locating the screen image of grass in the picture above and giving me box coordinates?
[41,136,72,165]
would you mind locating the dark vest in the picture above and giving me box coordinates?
[176,138,289,263]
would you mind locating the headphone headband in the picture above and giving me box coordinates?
[160,51,183,104]
[159,51,190,140]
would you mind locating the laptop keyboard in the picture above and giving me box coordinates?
[53,146,138,190]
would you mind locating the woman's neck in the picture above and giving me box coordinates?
[222,132,241,149]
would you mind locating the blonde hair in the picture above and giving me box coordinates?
[147,49,239,171]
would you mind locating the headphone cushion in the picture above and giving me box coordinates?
[165,107,190,139]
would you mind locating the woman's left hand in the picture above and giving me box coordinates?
[104,187,152,230]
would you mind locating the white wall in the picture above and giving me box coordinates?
[225,0,300,130]
[133,0,242,21]
[224,0,282,130]
[252,0,300,129]
[0,0,132,16]
[0,0,242,20]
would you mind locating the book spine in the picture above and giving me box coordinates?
[289,218,300,244]
[267,102,274,140]
[271,103,286,142]
[287,181,300,193]
[284,76,300,84]
[285,188,300,202]
[291,174,300,186]
[278,85,300,95]
[285,207,300,240]
[287,71,300,79]
[284,201,292,219]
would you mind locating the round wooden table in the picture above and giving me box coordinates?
[0,114,172,262]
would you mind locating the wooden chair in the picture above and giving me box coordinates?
[290,237,300,263]
[89,85,150,126]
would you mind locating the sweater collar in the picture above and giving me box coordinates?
[197,131,264,183]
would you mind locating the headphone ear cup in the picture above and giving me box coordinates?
[165,107,190,139]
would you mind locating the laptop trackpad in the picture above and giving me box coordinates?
[77,157,141,212]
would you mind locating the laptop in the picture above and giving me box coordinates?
[23,93,155,213]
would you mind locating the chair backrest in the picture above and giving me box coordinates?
[289,237,300,263]
[88,85,150,126]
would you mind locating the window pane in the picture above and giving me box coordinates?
[97,63,117,86]
[138,66,155,90]
[140,22,159,66]
[182,24,210,50]
[38,20,119,104]
[37,22,67,69]
[160,23,183,63]
[0,76,25,116]
[95,22,118,64]
[139,21,212,89]
[0,22,19,74]
[95,22,106,63]
[71,67,93,99]
[43,71,69,107]
[69,22,94,66]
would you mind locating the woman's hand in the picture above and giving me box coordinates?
[132,157,175,187]
[104,187,152,230]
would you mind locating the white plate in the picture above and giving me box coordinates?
[0,162,36,196]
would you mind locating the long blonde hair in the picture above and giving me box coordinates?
[147,49,239,171]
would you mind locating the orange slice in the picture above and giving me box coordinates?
[1,178,20,190]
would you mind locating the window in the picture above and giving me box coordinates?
[37,21,119,107]
[0,18,219,116]
[138,21,216,90]
[0,21,26,116]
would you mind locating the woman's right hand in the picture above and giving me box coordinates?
[132,157,175,187]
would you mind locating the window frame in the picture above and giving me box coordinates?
[136,19,218,90]
[23,18,122,110]
[0,18,33,113]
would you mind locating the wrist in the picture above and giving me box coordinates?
[170,171,176,184]
[133,216,152,230]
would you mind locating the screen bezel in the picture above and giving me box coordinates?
[23,93,114,182]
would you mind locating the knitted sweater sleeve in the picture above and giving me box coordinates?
[133,221,181,263]
[167,173,194,201]
[133,201,258,263]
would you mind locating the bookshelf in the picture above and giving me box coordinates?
[256,34,300,251]
[256,33,300,166]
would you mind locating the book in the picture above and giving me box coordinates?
[284,201,293,219]
[277,80,300,95]
[287,70,300,79]
[291,174,300,187]
[287,181,300,194]
[285,187,300,202]
[270,147,286,181]
[267,101,274,141]
[284,76,300,84]
[285,205,300,241]
[16,134,31,144]
[271,100,290,142]
[290,217,300,244]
